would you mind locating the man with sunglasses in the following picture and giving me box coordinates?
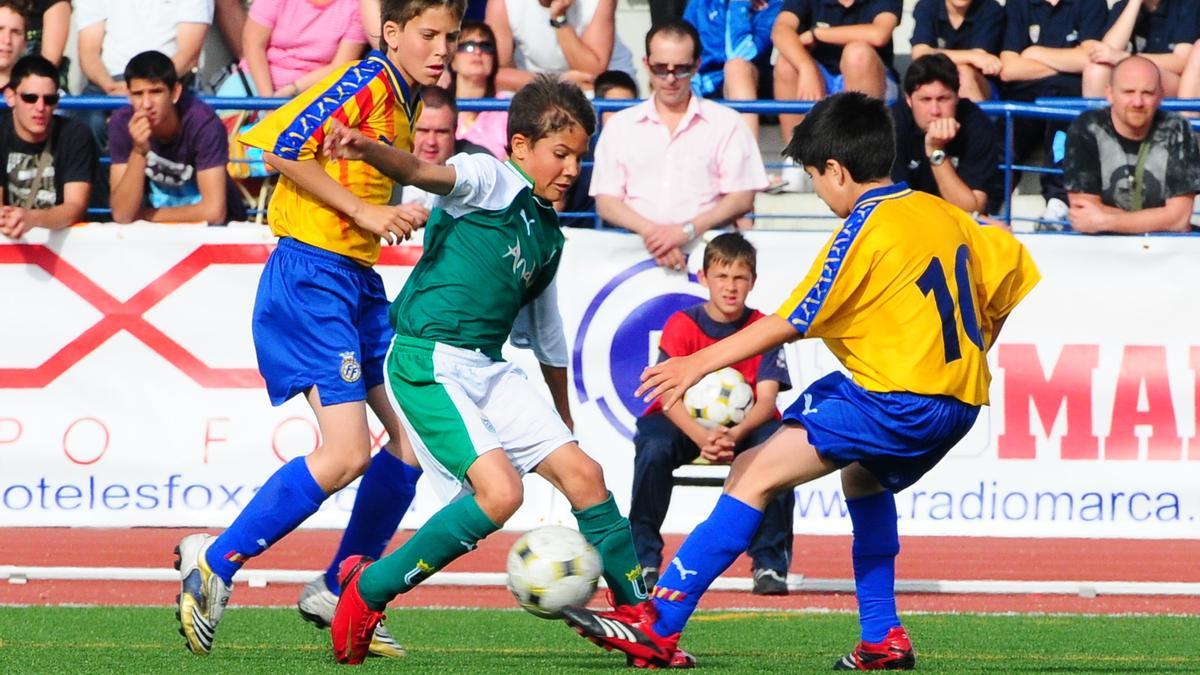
[0,55,98,237]
[590,19,767,271]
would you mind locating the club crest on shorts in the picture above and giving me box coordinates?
[339,351,362,383]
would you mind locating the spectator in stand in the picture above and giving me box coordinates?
[591,21,767,270]
[891,55,1001,215]
[214,0,248,61]
[394,86,491,209]
[909,0,1005,102]
[685,0,782,138]
[630,232,794,596]
[0,1,27,90]
[0,56,97,237]
[75,0,214,151]
[999,0,1106,224]
[772,0,903,147]
[1064,56,1200,234]
[237,0,367,100]
[24,0,70,69]
[486,0,636,92]
[1082,0,1199,98]
[1178,37,1200,111]
[559,69,638,228]
[108,51,246,225]
[451,20,508,159]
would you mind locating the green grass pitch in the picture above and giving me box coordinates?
[1,607,1197,673]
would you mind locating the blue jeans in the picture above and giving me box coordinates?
[630,413,794,573]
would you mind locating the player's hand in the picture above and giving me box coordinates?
[643,223,687,258]
[353,202,422,244]
[637,354,704,410]
[924,117,960,156]
[323,120,371,161]
[393,202,431,231]
[654,247,687,271]
[128,112,152,156]
[1067,198,1109,234]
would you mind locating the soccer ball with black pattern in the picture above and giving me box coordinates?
[683,366,754,429]
[506,526,602,619]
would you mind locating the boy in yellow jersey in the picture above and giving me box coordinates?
[562,92,1040,671]
[173,0,465,658]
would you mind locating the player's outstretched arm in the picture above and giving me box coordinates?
[636,315,799,410]
[324,121,457,195]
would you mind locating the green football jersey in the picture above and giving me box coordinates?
[389,154,564,361]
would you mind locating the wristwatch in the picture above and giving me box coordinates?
[681,222,697,242]
[548,14,568,28]
[929,149,947,166]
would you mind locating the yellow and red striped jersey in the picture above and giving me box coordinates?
[776,184,1039,406]
[239,50,420,266]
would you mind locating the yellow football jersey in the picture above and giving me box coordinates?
[777,184,1040,406]
[239,50,420,266]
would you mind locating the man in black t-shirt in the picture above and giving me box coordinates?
[0,55,98,238]
[1064,56,1200,234]
[891,54,1002,215]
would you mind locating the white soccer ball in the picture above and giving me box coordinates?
[683,366,754,428]
[506,526,602,619]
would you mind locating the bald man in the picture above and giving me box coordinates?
[1062,56,1200,233]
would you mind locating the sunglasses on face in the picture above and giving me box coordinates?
[457,40,496,55]
[647,62,696,79]
[18,92,59,105]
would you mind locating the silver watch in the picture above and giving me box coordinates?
[682,222,697,242]
[929,149,947,166]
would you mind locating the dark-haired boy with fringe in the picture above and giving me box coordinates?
[561,92,1040,670]
[322,75,665,666]
[174,0,466,658]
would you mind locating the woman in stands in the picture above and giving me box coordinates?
[238,0,368,99]
[449,20,508,159]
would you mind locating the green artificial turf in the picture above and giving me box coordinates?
[0,607,1196,673]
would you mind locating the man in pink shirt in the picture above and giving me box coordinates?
[590,19,769,270]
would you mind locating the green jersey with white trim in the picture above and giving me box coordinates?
[389,153,564,361]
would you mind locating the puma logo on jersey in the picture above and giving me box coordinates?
[519,209,535,235]
[504,240,536,287]
[801,393,819,415]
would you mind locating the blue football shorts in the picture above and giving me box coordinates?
[817,63,899,104]
[783,371,980,491]
[252,237,391,406]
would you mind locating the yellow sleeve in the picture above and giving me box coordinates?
[775,223,872,338]
[968,223,1041,337]
[238,62,366,162]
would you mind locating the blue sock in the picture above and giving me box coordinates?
[847,491,901,643]
[205,457,327,585]
[652,495,762,636]
[323,449,421,594]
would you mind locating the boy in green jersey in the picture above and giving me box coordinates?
[323,75,663,665]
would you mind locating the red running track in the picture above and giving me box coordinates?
[2,528,1198,614]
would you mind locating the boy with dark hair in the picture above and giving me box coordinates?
[562,92,1040,671]
[0,55,97,237]
[631,232,794,596]
[891,53,1002,215]
[909,0,1005,101]
[108,50,246,225]
[594,69,638,101]
[173,0,466,658]
[0,0,28,90]
[321,75,661,666]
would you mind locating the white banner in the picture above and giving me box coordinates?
[0,226,1197,538]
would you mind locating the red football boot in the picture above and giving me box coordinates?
[833,626,916,670]
[562,601,682,668]
[331,556,386,665]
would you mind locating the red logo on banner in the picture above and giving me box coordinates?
[0,244,421,389]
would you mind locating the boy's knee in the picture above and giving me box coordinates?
[476,476,524,523]
[725,58,757,82]
[568,456,609,505]
[840,41,881,73]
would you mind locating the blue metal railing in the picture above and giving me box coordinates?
[54,94,1200,231]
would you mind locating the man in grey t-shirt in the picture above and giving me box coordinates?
[1063,56,1200,234]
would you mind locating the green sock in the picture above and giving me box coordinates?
[357,495,499,610]
[574,492,648,606]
